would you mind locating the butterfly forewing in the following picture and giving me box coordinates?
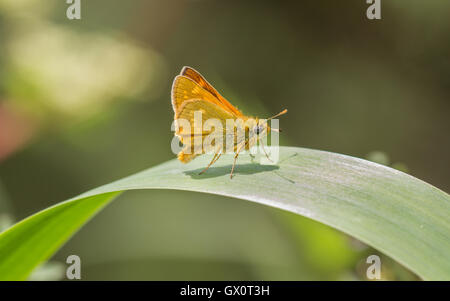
[171,76,223,117]
[180,66,243,117]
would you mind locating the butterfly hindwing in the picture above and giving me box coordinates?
[175,99,234,139]
[175,99,236,162]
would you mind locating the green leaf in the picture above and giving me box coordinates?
[0,147,449,280]
[0,192,120,280]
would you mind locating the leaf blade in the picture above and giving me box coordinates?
[0,192,120,280]
[0,147,448,280]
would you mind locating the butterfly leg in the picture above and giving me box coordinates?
[230,142,247,179]
[259,139,273,163]
[199,152,222,175]
[230,155,239,179]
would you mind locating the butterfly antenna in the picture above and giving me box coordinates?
[267,109,288,121]
[266,109,287,132]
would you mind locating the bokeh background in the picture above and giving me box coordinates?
[0,0,448,280]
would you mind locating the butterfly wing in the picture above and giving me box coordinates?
[175,99,235,163]
[171,66,243,117]
[181,66,243,116]
[171,75,224,117]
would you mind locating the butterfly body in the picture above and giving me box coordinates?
[171,66,285,178]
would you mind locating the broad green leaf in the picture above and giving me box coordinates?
[0,147,449,280]
[0,192,120,280]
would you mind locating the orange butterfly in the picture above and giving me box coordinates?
[171,66,287,178]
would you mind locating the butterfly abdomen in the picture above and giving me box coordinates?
[178,150,196,163]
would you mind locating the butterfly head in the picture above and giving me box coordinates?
[258,109,288,135]
[253,123,266,136]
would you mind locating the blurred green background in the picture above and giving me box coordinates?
[0,0,448,280]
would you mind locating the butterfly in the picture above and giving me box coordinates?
[171,66,287,178]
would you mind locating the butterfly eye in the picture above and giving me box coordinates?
[253,125,263,135]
